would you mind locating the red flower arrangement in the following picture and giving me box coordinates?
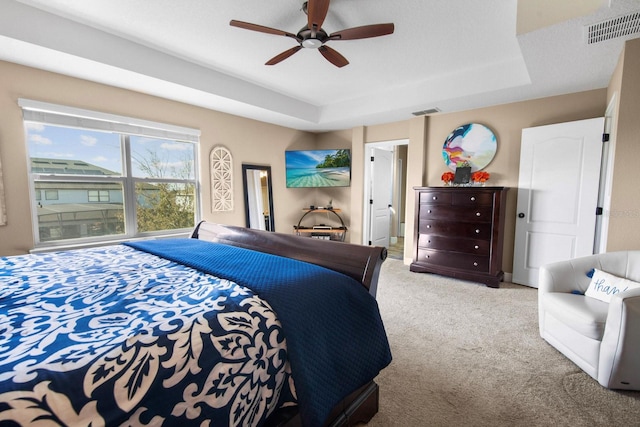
[441,171,455,184]
[471,171,490,183]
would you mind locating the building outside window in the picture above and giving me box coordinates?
[20,100,201,247]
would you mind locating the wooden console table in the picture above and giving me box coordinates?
[294,208,347,241]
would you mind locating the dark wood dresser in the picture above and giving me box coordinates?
[410,186,509,288]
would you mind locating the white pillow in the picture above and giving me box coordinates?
[585,268,640,303]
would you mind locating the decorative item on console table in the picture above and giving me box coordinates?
[410,186,509,288]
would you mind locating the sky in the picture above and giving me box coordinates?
[26,123,195,179]
[285,149,343,169]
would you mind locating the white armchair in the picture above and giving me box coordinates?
[538,251,640,390]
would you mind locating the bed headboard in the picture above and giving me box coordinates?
[191,221,387,297]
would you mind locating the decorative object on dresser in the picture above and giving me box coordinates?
[294,207,347,241]
[410,186,509,288]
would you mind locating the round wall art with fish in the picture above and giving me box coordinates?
[442,123,497,172]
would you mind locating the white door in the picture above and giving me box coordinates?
[370,148,393,247]
[512,117,604,287]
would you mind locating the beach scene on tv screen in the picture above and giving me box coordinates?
[286,149,351,188]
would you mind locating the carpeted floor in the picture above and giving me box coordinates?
[362,259,640,427]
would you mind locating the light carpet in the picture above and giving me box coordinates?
[363,259,640,427]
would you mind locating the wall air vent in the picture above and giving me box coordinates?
[585,11,640,44]
[412,108,440,116]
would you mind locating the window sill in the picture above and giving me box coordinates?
[29,231,192,254]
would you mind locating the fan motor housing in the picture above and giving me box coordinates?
[298,27,329,48]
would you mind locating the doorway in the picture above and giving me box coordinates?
[363,139,408,259]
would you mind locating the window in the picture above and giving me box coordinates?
[20,99,201,247]
[88,190,110,202]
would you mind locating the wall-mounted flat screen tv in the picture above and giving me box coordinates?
[285,149,351,188]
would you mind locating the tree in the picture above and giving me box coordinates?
[316,149,350,168]
[133,148,195,233]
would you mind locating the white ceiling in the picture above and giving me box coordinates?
[1,0,639,132]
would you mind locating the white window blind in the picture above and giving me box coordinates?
[18,99,200,143]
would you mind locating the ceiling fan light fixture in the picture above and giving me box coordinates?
[230,0,394,67]
[302,38,323,49]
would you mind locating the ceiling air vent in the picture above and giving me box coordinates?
[585,11,640,44]
[412,108,440,116]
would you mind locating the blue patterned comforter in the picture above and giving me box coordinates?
[0,239,391,427]
[0,244,294,426]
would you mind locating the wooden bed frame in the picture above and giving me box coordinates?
[191,221,388,426]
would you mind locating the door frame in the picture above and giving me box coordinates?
[362,139,408,246]
[594,93,617,253]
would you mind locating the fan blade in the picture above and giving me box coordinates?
[307,0,330,36]
[266,46,303,65]
[330,23,395,41]
[318,45,349,68]
[230,20,300,41]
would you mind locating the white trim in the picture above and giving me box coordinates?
[595,94,617,253]
[18,98,200,142]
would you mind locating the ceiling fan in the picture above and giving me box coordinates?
[230,0,394,68]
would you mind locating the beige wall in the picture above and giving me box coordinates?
[606,38,640,251]
[2,38,638,267]
[0,60,316,255]
[424,90,607,271]
[341,36,640,271]
[312,129,353,230]
[331,90,607,271]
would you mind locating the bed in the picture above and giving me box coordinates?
[0,221,391,427]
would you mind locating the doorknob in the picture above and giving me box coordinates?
[518,213,525,218]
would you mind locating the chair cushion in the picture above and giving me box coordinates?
[585,268,640,303]
[542,292,609,340]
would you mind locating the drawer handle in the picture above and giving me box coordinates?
[470,196,476,201]
[432,196,438,200]
[475,229,480,234]
[427,209,432,213]
[476,212,481,217]
[473,262,478,267]
[425,255,430,259]
[426,225,431,228]
[474,245,479,249]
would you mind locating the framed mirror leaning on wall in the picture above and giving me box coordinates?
[242,164,275,231]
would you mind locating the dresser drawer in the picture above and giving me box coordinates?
[418,220,492,239]
[419,191,451,205]
[417,234,490,255]
[416,249,490,273]
[419,205,493,222]
[452,192,494,207]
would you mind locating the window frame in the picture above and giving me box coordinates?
[20,99,201,250]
